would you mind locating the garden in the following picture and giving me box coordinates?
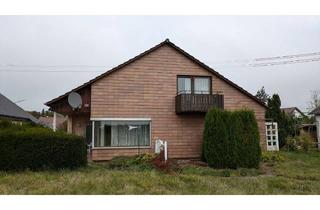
[0,151,319,194]
[0,105,319,194]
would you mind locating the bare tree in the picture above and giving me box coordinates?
[307,90,320,112]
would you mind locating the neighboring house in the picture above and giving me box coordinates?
[38,114,67,130]
[281,107,305,118]
[0,93,38,123]
[45,39,267,161]
[309,107,320,148]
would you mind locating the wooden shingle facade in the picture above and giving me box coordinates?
[46,39,267,161]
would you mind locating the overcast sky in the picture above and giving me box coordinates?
[0,16,319,112]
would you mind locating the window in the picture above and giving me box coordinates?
[194,77,210,94]
[177,77,191,94]
[177,76,211,95]
[93,119,150,147]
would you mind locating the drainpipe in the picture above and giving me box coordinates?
[53,112,57,132]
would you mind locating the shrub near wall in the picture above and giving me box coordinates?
[0,123,87,171]
[233,110,261,168]
[203,108,261,169]
[203,109,237,168]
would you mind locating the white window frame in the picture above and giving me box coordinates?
[90,118,152,149]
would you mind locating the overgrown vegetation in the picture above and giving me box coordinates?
[203,108,261,169]
[265,94,296,148]
[106,152,175,173]
[0,151,319,194]
[261,151,285,162]
[0,120,87,171]
[105,153,156,171]
[284,133,315,152]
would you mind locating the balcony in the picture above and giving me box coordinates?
[175,94,224,114]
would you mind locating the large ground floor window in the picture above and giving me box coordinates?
[92,119,151,148]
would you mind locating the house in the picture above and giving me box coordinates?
[38,114,67,130]
[281,107,305,118]
[309,107,320,148]
[45,39,267,161]
[0,93,38,123]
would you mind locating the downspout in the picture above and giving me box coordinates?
[53,112,57,131]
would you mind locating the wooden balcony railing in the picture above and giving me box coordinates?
[175,94,224,114]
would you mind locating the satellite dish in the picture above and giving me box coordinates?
[68,92,82,109]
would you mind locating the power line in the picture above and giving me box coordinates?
[1,51,320,73]
[254,51,320,61]
[2,51,320,68]
[212,51,320,65]
[1,56,320,73]
[249,56,320,67]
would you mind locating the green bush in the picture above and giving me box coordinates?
[222,169,231,177]
[261,151,285,162]
[106,154,155,171]
[203,109,237,168]
[299,133,314,151]
[284,136,298,151]
[234,110,261,168]
[133,153,157,164]
[203,108,261,169]
[0,119,11,129]
[0,123,87,171]
[284,134,314,152]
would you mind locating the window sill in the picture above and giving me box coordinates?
[92,146,151,150]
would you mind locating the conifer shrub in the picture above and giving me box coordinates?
[203,109,237,168]
[203,108,261,169]
[234,110,261,168]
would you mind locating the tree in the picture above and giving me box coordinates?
[265,94,294,147]
[41,109,45,117]
[265,94,281,120]
[307,90,320,112]
[255,86,269,104]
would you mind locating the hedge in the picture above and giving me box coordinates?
[203,109,237,168]
[233,110,261,168]
[203,108,261,169]
[0,122,87,171]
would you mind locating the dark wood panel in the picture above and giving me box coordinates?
[49,86,91,115]
[176,94,224,114]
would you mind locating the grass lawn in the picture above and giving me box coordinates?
[0,151,320,194]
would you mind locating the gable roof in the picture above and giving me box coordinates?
[281,107,305,116]
[0,93,38,123]
[310,106,320,115]
[45,39,266,108]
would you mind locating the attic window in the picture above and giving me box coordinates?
[177,75,211,95]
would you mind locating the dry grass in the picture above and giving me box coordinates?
[0,151,319,194]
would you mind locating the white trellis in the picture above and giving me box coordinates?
[265,122,279,151]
